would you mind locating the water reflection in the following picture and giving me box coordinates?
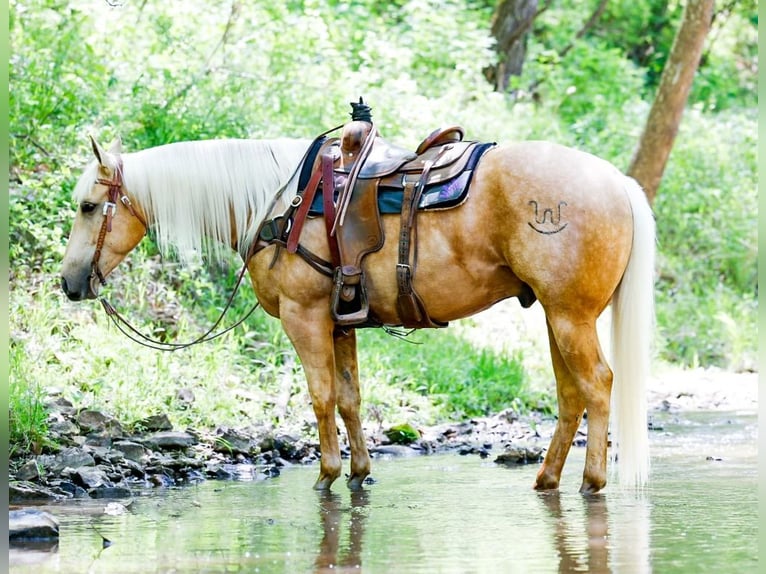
[540,492,609,573]
[314,490,369,573]
[538,489,651,574]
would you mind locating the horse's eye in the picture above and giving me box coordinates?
[80,202,96,214]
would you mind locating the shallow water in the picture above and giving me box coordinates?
[10,411,758,573]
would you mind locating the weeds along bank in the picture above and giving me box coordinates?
[9,0,757,454]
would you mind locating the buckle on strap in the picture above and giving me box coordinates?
[396,263,412,295]
[102,201,116,216]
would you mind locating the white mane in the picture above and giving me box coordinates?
[73,138,311,262]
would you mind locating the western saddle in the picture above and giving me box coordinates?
[258,99,485,329]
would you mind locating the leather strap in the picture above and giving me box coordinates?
[395,151,448,329]
[92,157,149,284]
[321,153,340,267]
[333,124,377,233]
[286,165,323,253]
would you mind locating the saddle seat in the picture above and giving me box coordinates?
[336,125,469,180]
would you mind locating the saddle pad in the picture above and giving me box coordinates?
[308,142,494,215]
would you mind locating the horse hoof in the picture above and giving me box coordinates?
[579,481,605,495]
[313,476,336,491]
[533,474,560,491]
[346,475,367,491]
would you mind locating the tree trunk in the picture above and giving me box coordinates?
[487,0,539,92]
[627,0,714,204]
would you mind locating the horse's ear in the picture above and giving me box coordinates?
[90,135,108,166]
[107,137,122,155]
[89,135,122,167]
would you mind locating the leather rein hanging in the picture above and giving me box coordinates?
[92,157,261,352]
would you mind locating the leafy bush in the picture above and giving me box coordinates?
[652,108,756,369]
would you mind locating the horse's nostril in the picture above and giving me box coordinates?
[60,276,85,301]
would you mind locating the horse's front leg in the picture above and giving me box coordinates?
[280,303,342,490]
[333,328,371,490]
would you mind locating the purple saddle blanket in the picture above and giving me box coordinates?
[308,142,494,215]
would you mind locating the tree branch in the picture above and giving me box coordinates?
[527,0,609,93]
[558,0,609,58]
[163,1,240,112]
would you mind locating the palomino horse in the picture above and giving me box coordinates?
[61,134,655,494]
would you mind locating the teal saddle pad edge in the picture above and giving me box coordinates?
[308,142,494,215]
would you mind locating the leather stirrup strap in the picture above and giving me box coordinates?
[321,153,340,267]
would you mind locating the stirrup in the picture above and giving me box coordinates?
[330,266,370,326]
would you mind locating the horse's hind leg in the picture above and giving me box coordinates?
[536,314,613,494]
[333,328,371,490]
[535,320,586,491]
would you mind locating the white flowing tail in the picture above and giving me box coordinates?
[610,177,655,488]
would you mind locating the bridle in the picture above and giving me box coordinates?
[90,157,147,285]
[89,155,260,351]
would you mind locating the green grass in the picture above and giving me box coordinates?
[9,344,50,457]
[359,328,545,421]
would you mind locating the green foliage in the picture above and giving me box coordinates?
[359,329,540,420]
[530,40,645,142]
[9,342,50,456]
[653,108,757,369]
[384,423,420,445]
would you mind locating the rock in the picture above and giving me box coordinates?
[384,423,420,445]
[113,441,148,463]
[104,502,131,515]
[9,509,59,541]
[15,460,41,482]
[89,486,132,499]
[370,444,419,457]
[160,455,205,470]
[49,420,80,436]
[73,466,109,489]
[46,396,76,417]
[77,410,113,434]
[274,434,300,460]
[213,428,252,455]
[258,434,276,453]
[9,482,70,503]
[84,433,113,448]
[121,458,147,478]
[209,465,236,480]
[149,474,174,487]
[136,414,173,432]
[49,480,88,498]
[143,431,197,450]
[175,388,195,407]
[494,444,544,465]
[48,447,96,474]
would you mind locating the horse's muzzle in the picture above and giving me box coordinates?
[60,275,98,301]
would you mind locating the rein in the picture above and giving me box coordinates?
[99,260,259,352]
[91,155,261,352]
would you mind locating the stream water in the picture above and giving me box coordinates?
[9,410,758,573]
